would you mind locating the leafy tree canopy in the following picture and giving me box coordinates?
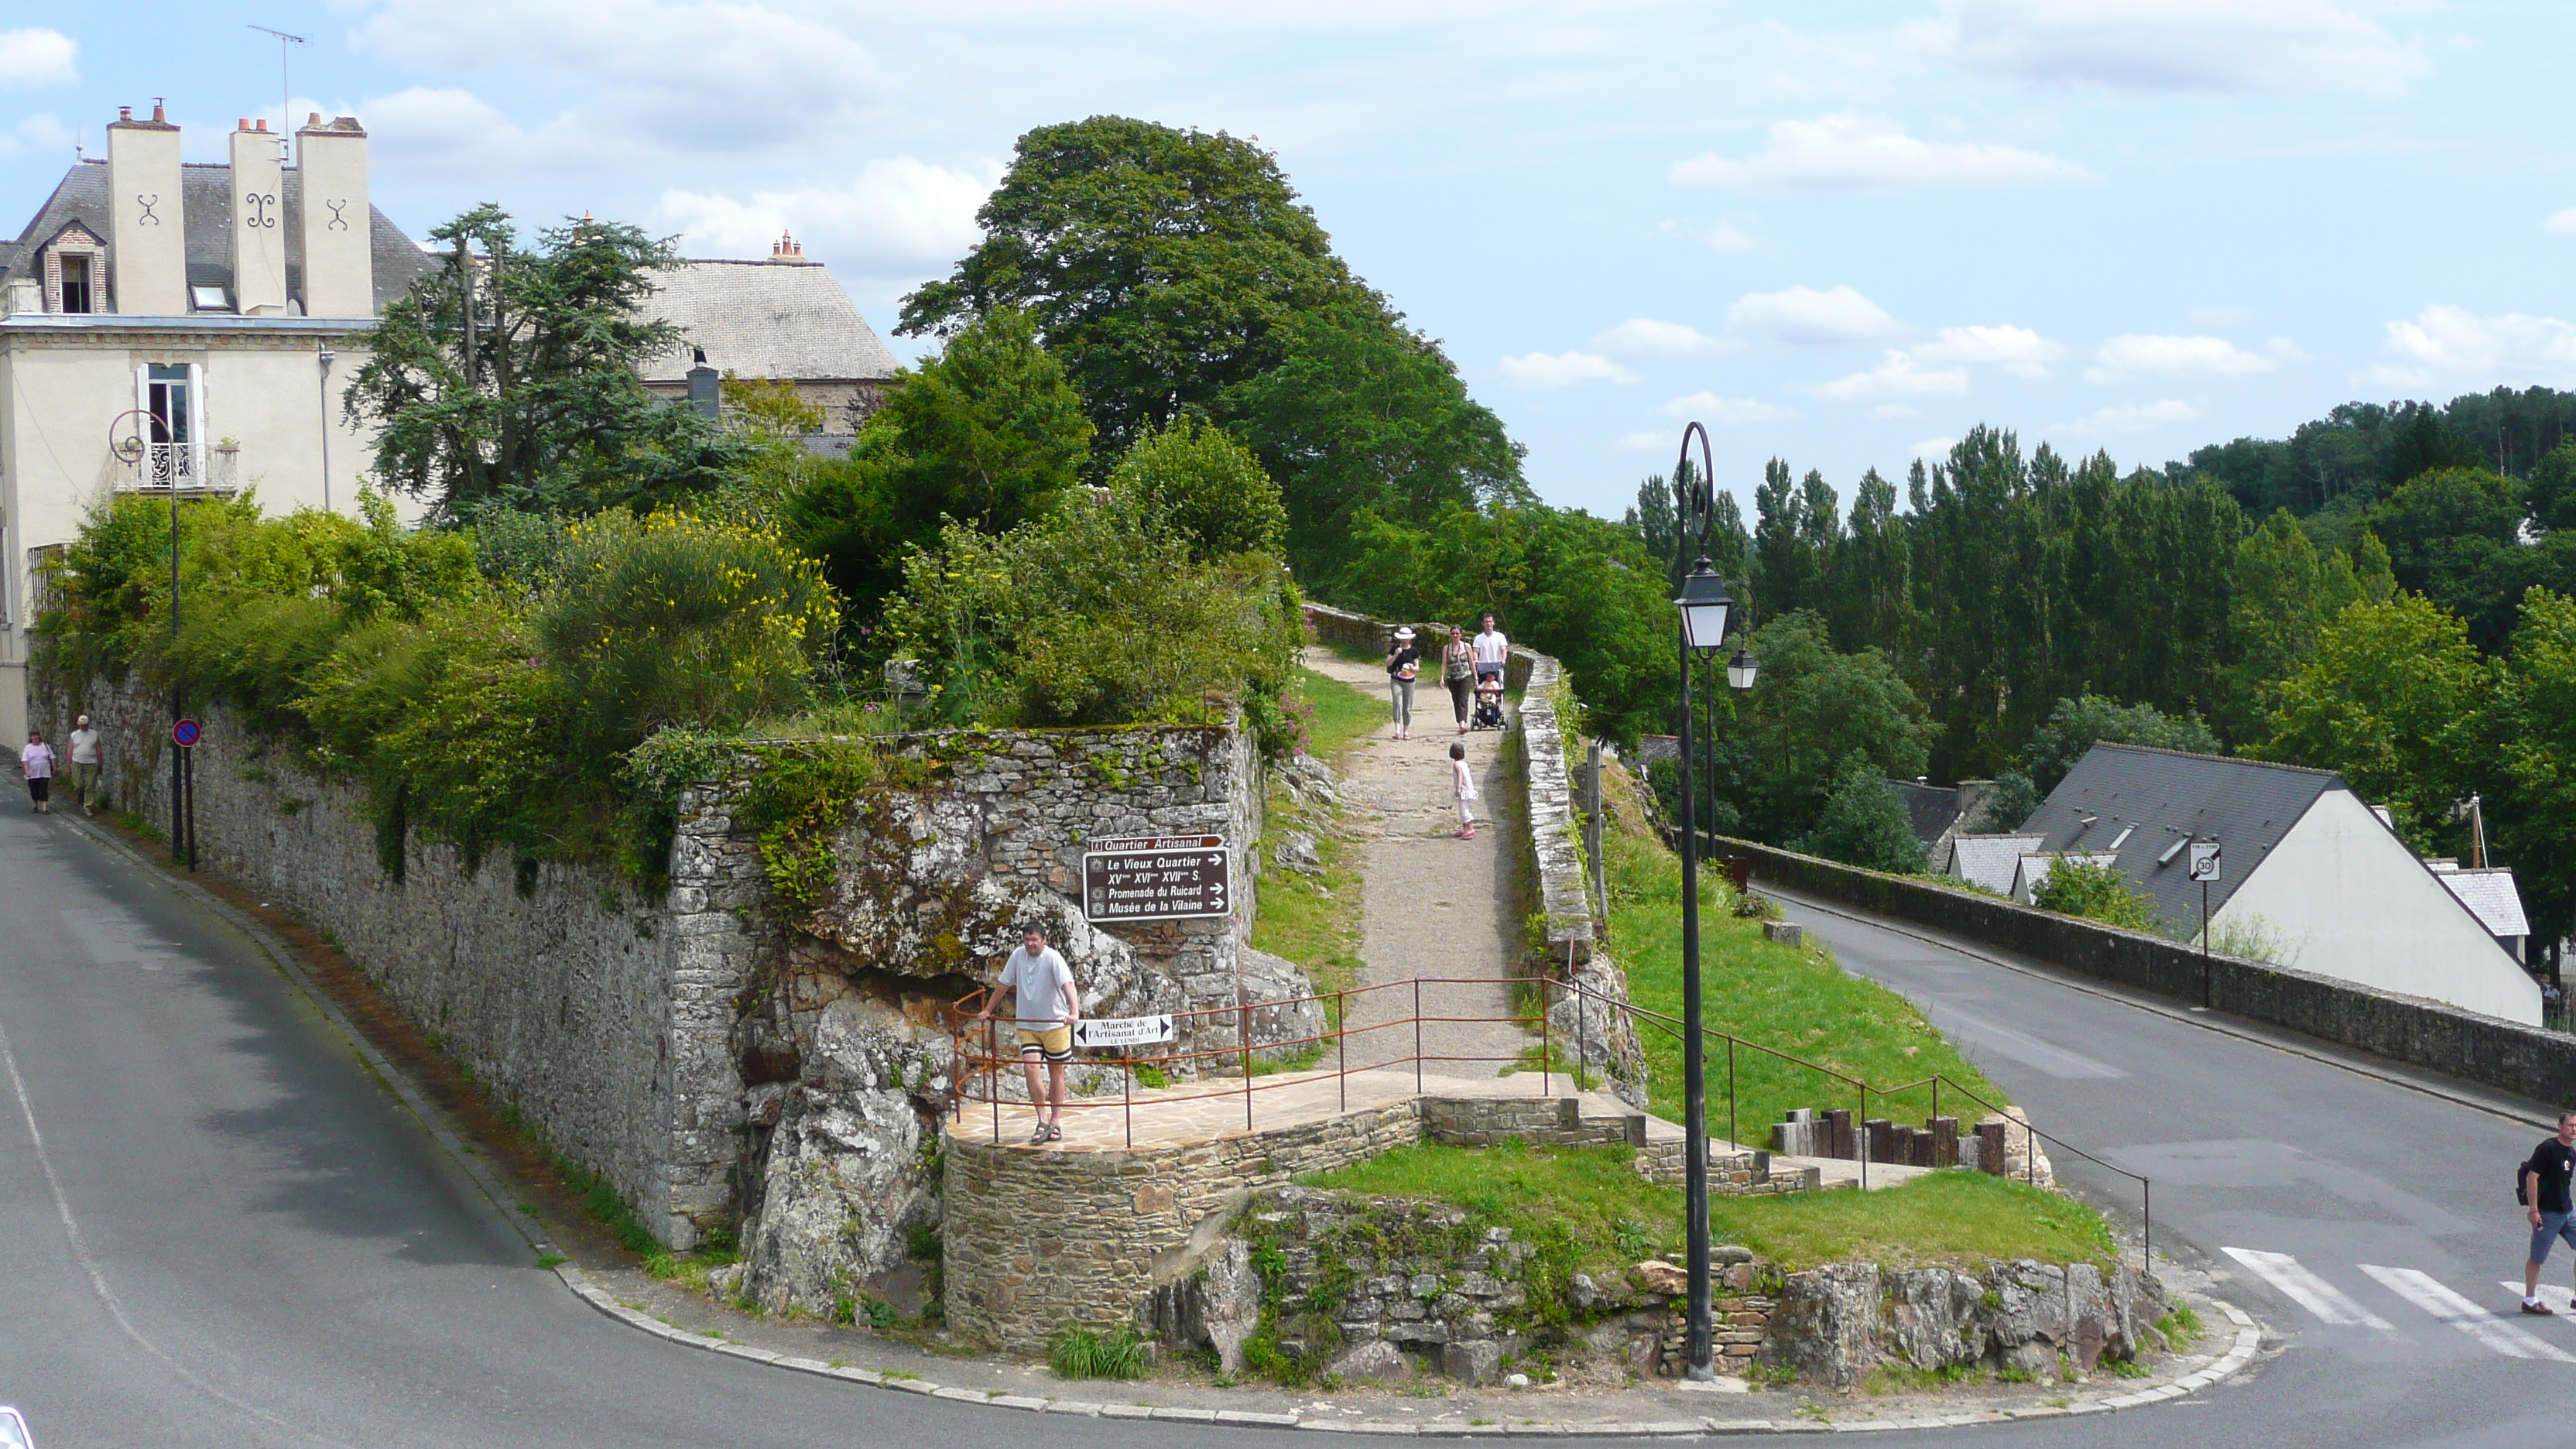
[346,205,742,519]
[2260,591,2487,850]
[1107,416,1286,562]
[2021,693,2223,796]
[1799,754,1930,875]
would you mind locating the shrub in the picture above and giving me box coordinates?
[1797,755,1929,875]
[2031,858,2158,932]
[1048,1326,1147,1380]
[1108,416,1287,562]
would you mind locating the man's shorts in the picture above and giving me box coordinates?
[2532,1210,2576,1265]
[1017,1026,1073,1064]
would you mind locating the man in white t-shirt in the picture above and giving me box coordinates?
[978,926,1081,1144]
[66,714,101,815]
[1470,613,1510,685]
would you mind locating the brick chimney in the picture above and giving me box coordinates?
[229,118,288,313]
[106,100,186,313]
[296,113,373,318]
[769,230,804,262]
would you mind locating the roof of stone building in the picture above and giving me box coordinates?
[637,259,901,384]
[2023,742,2346,927]
[3,159,433,312]
[2434,866,2531,940]
[1945,833,2044,895]
[1889,779,1962,846]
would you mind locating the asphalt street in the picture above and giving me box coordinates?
[1774,887,2576,1449]
[3,785,2564,1447]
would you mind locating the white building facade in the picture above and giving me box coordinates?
[0,102,431,745]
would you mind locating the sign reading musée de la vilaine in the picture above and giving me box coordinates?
[1081,834,1231,923]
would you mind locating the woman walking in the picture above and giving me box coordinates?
[20,728,57,815]
[1451,741,1478,839]
[1440,626,1475,734]
[1385,626,1421,740]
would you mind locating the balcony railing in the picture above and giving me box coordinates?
[115,441,238,494]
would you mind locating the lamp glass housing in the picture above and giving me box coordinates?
[1727,647,1759,691]
[1675,567,1734,656]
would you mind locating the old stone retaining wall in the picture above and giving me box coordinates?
[1708,831,2576,1108]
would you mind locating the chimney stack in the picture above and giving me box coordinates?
[106,102,186,313]
[769,230,803,262]
[231,118,288,313]
[296,113,374,318]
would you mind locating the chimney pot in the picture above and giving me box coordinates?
[238,118,250,131]
[256,118,268,132]
[308,111,321,125]
[152,99,166,123]
[118,105,132,122]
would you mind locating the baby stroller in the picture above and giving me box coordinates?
[1470,677,1506,731]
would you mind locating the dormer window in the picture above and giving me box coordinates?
[59,253,92,313]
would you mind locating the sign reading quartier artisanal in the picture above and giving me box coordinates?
[1072,1015,1176,1048]
[1081,834,1230,923]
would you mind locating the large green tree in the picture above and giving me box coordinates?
[1702,611,1934,845]
[347,205,740,519]
[2485,587,2576,963]
[2261,591,2487,850]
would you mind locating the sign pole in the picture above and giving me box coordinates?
[2201,879,2210,1009]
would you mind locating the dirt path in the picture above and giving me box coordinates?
[1303,646,1530,1076]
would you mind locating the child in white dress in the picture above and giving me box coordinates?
[1451,741,1477,839]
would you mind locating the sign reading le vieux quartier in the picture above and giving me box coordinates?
[1081,834,1230,923]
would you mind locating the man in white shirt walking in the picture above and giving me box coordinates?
[67,714,101,815]
[978,926,1082,1144]
[1470,613,1510,687]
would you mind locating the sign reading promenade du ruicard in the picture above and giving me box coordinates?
[1081,835,1231,923]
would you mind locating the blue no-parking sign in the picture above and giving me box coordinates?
[171,718,201,748]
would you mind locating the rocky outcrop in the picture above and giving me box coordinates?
[1762,1259,2161,1389]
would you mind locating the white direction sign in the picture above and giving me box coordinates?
[1073,1015,1177,1049]
[2187,841,2222,882]
[1082,834,1231,923]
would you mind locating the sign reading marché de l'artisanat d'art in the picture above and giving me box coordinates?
[1081,835,1230,923]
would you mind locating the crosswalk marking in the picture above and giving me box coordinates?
[2499,1283,2576,1317]
[2364,1266,2576,1363]
[2223,1247,2394,1330]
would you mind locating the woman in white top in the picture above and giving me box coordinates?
[19,729,57,815]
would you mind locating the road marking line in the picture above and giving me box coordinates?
[2362,1266,2576,1362]
[2221,1248,2393,1330]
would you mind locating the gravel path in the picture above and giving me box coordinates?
[1303,646,1532,1077]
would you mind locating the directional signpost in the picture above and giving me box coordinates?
[2189,841,2221,1009]
[1073,1015,1176,1050]
[1081,834,1231,923]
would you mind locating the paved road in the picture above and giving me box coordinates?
[1774,888,2576,1448]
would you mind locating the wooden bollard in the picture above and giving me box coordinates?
[1930,1116,1961,1167]
[1977,1119,2007,1176]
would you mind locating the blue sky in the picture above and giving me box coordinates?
[6,2,2571,520]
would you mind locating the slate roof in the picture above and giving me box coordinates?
[638,259,899,384]
[2435,867,2531,940]
[1946,833,2043,895]
[2021,742,2345,929]
[2,159,432,313]
[1890,780,1962,847]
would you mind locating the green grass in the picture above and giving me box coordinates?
[1252,666,1382,996]
[1303,1139,2114,1273]
[1599,814,2012,1144]
[1049,1327,1148,1380]
[2156,1303,2204,1348]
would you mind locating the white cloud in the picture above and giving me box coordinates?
[1708,221,1756,254]
[1814,351,1971,402]
[0,112,70,156]
[654,158,998,276]
[1913,324,2066,378]
[1914,0,2427,98]
[1728,285,1906,346]
[1498,351,1639,389]
[2085,333,2289,382]
[2364,305,2576,389]
[0,29,76,87]
[2057,399,2205,434]
[1913,437,1959,460]
[2545,208,2576,238]
[1670,113,2096,194]
[1592,317,1732,358]
[1656,392,1795,424]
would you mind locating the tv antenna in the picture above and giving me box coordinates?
[248,25,307,162]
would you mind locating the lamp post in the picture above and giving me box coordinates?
[1668,420,1749,1382]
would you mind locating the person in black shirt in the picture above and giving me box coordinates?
[1383,626,1422,741]
[2520,1111,2576,1313]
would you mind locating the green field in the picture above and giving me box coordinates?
[1597,783,2011,1146]
[1305,1139,2115,1273]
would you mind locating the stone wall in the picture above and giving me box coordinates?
[1707,831,2576,1108]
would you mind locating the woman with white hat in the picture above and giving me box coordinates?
[1383,626,1422,741]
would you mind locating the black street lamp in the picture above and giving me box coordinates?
[1667,420,1749,1382]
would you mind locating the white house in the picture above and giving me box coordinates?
[2020,742,2541,1025]
[0,103,433,745]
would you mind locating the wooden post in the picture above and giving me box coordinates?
[1978,1119,2007,1176]
[1931,1115,1960,1168]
